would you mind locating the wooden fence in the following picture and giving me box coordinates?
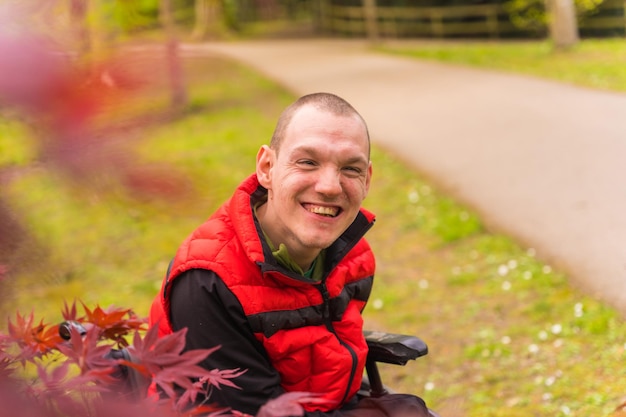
[317,0,626,39]
[579,0,626,35]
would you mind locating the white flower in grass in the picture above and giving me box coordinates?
[507,259,518,269]
[502,281,511,291]
[408,191,419,203]
[372,298,384,310]
[538,330,548,341]
[418,279,429,289]
[542,393,553,401]
[424,381,435,391]
[542,265,552,274]
[501,336,511,345]
[523,270,533,280]
[551,324,562,335]
[528,344,540,354]
[560,405,571,415]
[574,302,584,318]
[545,376,556,386]
[498,265,509,276]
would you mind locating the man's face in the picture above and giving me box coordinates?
[256,105,372,265]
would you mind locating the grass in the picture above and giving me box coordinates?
[375,38,626,93]
[1,40,625,417]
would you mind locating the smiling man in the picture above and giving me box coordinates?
[149,93,430,416]
[255,96,372,273]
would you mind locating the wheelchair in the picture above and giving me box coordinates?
[59,321,439,416]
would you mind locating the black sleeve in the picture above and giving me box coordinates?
[170,269,386,417]
[170,268,284,415]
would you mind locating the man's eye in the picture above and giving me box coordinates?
[343,167,362,176]
[297,160,316,166]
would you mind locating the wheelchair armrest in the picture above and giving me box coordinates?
[364,330,428,365]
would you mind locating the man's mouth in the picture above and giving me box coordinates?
[306,205,340,218]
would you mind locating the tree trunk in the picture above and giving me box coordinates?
[546,0,579,49]
[69,0,90,57]
[192,0,223,40]
[159,0,188,111]
[363,0,379,43]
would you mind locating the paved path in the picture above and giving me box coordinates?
[184,39,626,316]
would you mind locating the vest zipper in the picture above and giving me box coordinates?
[318,282,359,405]
[319,283,332,330]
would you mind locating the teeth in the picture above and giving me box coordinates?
[309,206,338,217]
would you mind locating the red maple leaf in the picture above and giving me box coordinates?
[32,360,107,417]
[0,355,15,380]
[61,299,80,322]
[122,325,241,410]
[188,406,234,417]
[6,312,63,362]
[81,302,146,347]
[56,323,118,380]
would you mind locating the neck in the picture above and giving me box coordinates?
[256,203,318,271]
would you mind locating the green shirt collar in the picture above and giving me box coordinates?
[255,202,325,281]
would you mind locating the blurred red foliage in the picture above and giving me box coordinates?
[0,32,191,283]
[0,300,319,417]
[0,32,190,196]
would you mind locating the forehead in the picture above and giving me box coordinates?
[281,106,369,155]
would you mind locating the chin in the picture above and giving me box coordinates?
[303,235,341,250]
[298,224,348,248]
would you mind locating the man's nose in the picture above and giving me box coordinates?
[315,167,342,196]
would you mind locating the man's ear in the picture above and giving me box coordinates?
[256,145,274,188]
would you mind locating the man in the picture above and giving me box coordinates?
[149,93,431,416]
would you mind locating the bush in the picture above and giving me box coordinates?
[0,300,240,416]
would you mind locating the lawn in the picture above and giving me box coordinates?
[376,38,626,93]
[1,40,624,417]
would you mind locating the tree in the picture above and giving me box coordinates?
[160,0,188,110]
[362,0,380,43]
[546,0,580,49]
[192,0,225,40]
[506,0,603,49]
[69,0,91,57]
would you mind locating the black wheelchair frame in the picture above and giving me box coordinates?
[362,330,428,397]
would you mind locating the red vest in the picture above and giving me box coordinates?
[149,174,376,411]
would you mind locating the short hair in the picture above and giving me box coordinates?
[270,92,370,156]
